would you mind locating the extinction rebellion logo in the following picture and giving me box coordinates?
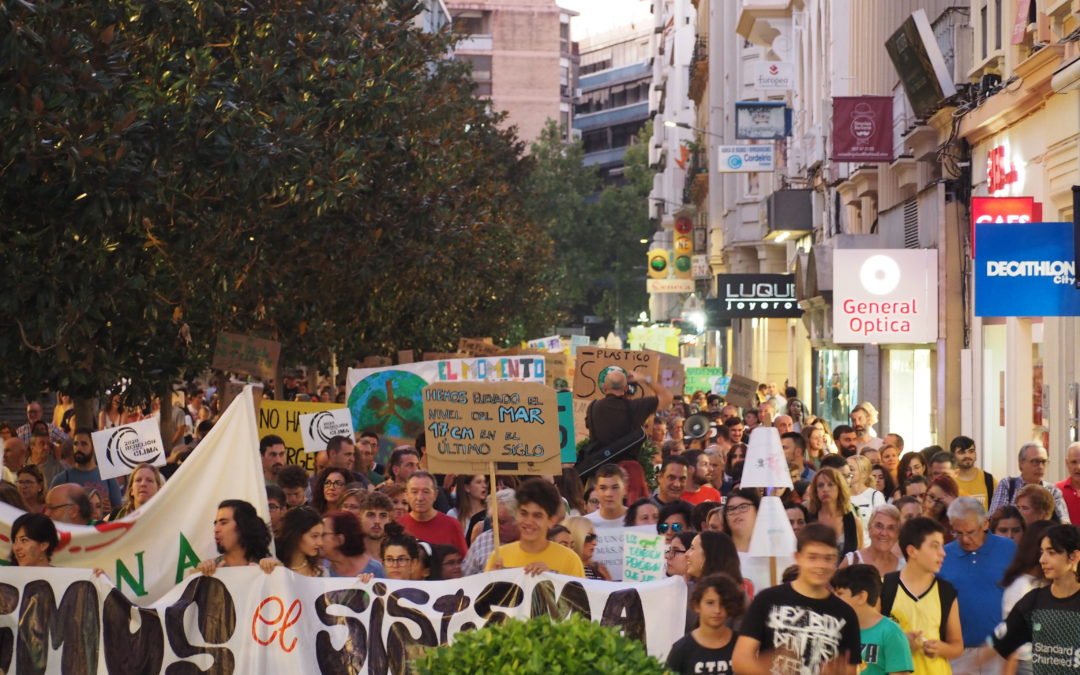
[307,411,350,445]
[105,426,162,469]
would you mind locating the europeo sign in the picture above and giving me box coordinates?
[975,221,1080,317]
[832,249,938,344]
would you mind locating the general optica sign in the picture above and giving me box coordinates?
[832,249,938,344]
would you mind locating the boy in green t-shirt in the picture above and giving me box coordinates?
[833,564,914,675]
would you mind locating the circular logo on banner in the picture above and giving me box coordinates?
[105,426,161,470]
[307,411,340,445]
[727,155,744,170]
[859,254,901,295]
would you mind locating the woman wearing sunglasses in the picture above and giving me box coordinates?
[658,501,695,544]
[565,516,611,580]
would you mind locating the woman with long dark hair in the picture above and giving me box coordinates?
[9,512,58,566]
[448,474,488,531]
[322,510,383,577]
[275,506,326,577]
[312,468,349,514]
[805,466,862,555]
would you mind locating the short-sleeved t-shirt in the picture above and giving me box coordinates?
[860,616,914,675]
[585,510,627,580]
[886,575,953,675]
[397,512,468,557]
[939,533,1015,646]
[994,586,1080,674]
[484,541,585,577]
[955,469,995,509]
[739,583,861,674]
[681,485,722,505]
[665,631,736,674]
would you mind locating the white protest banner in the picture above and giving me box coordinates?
[346,356,546,459]
[527,334,562,351]
[90,417,167,480]
[0,567,687,673]
[298,407,354,453]
[740,425,793,490]
[0,386,267,604]
[623,529,665,582]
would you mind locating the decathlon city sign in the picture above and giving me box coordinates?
[832,249,938,344]
[975,221,1080,317]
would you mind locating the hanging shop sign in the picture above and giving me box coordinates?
[753,62,795,91]
[975,221,1080,317]
[833,249,938,344]
[832,96,894,163]
[647,278,695,293]
[970,196,1036,256]
[716,274,802,318]
[735,101,791,140]
[717,145,775,173]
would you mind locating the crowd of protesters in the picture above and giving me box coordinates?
[4,376,1080,674]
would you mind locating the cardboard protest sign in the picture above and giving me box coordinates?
[545,351,569,388]
[397,349,414,364]
[362,355,393,367]
[748,495,798,557]
[723,373,758,409]
[258,400,342,471]
[527,334,562,351]
[422,381,561,475]
[652,351,685,397]
[298,407,353,453]
[458,337,502,356]
[345,357,546,464]
[0,568,687,671]
[91,417,167,480]
[685,367,726,395]
[422,351,467,361]
[623,530,665,582]
[740,425,793,490]
[211,332,281,380]
[571,347,659,441]
[0,387,267,603]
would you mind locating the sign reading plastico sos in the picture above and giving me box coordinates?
[833,249,937,344]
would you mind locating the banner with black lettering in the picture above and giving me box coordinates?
[0,387,268,603]
[0,567,686,673]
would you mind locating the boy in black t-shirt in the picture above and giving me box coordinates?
[733,523,861,675]
[666,573,745,674]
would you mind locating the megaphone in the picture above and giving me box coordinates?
[683,414,710,440]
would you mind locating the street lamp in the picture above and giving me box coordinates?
[663,119,723,139]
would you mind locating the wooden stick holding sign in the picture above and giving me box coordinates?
[422,381,561,567]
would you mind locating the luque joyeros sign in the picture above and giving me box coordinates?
[832,249,937,344]
[716,274,802,318]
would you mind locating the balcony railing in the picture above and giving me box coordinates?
[688,36,708,104]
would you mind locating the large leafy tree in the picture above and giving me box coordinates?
[0,0,553,414]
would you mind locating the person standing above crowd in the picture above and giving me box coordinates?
[988,442,1070,523]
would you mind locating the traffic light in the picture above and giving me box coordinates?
[647,249,670,279]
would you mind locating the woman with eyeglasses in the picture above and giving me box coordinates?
[565,516,611,580]
[666,531,695,580]
[924,475,959,543]
[381,522,424,581]
[658,501,694,544]
[312,468,349,514]
[15,465,47,514]
[838,504,904,577]
[721,488,759,553]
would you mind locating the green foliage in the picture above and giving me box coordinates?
[412,614,667,675]
[526,120,655,331]
[1,0,553,402]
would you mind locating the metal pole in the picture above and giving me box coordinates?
[1072,186,1080,289]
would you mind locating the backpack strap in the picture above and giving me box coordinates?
[1006,476,1019,504]
[880,572,901,617]
[984,471,994,502]
[936,577,958,642]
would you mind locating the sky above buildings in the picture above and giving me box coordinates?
[558,0,652,40]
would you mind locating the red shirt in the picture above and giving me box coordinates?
[397,512,468,557]
[1056,477,1080,525]
[681,485,722,505]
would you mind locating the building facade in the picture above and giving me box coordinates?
[448,0,577,145]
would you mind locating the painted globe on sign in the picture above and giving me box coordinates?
[347,370,428,442]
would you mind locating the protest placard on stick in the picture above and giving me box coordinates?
[211,332,281,380]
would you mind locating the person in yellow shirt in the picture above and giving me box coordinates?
[486,478,585,577]
[950,436,997,510]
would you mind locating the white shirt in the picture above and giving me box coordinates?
[586,510,628,580]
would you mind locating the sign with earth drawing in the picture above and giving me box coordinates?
[346,357,546,464]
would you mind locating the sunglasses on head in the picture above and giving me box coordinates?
[657,522,683,534]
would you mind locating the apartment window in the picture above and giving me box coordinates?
[453,11,490,36]
[994,0,1002,50]
[459,54,492,81]
[583,129,609,153]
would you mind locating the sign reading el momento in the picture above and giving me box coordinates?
[975,221,1080,317]
[833,249,937,344]
[716,274,802,318]
[422,381,561,476]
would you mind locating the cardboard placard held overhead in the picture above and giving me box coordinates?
[91,418,167,480]
[211,332,281,380]
[298,408,354,453]
[652,351,686,397]
[422,381,561,476]
[572,347,660,442]
[457,338,502,357]
[362,355,393,368]
[397,350,415,364]
[723,374,759,410]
